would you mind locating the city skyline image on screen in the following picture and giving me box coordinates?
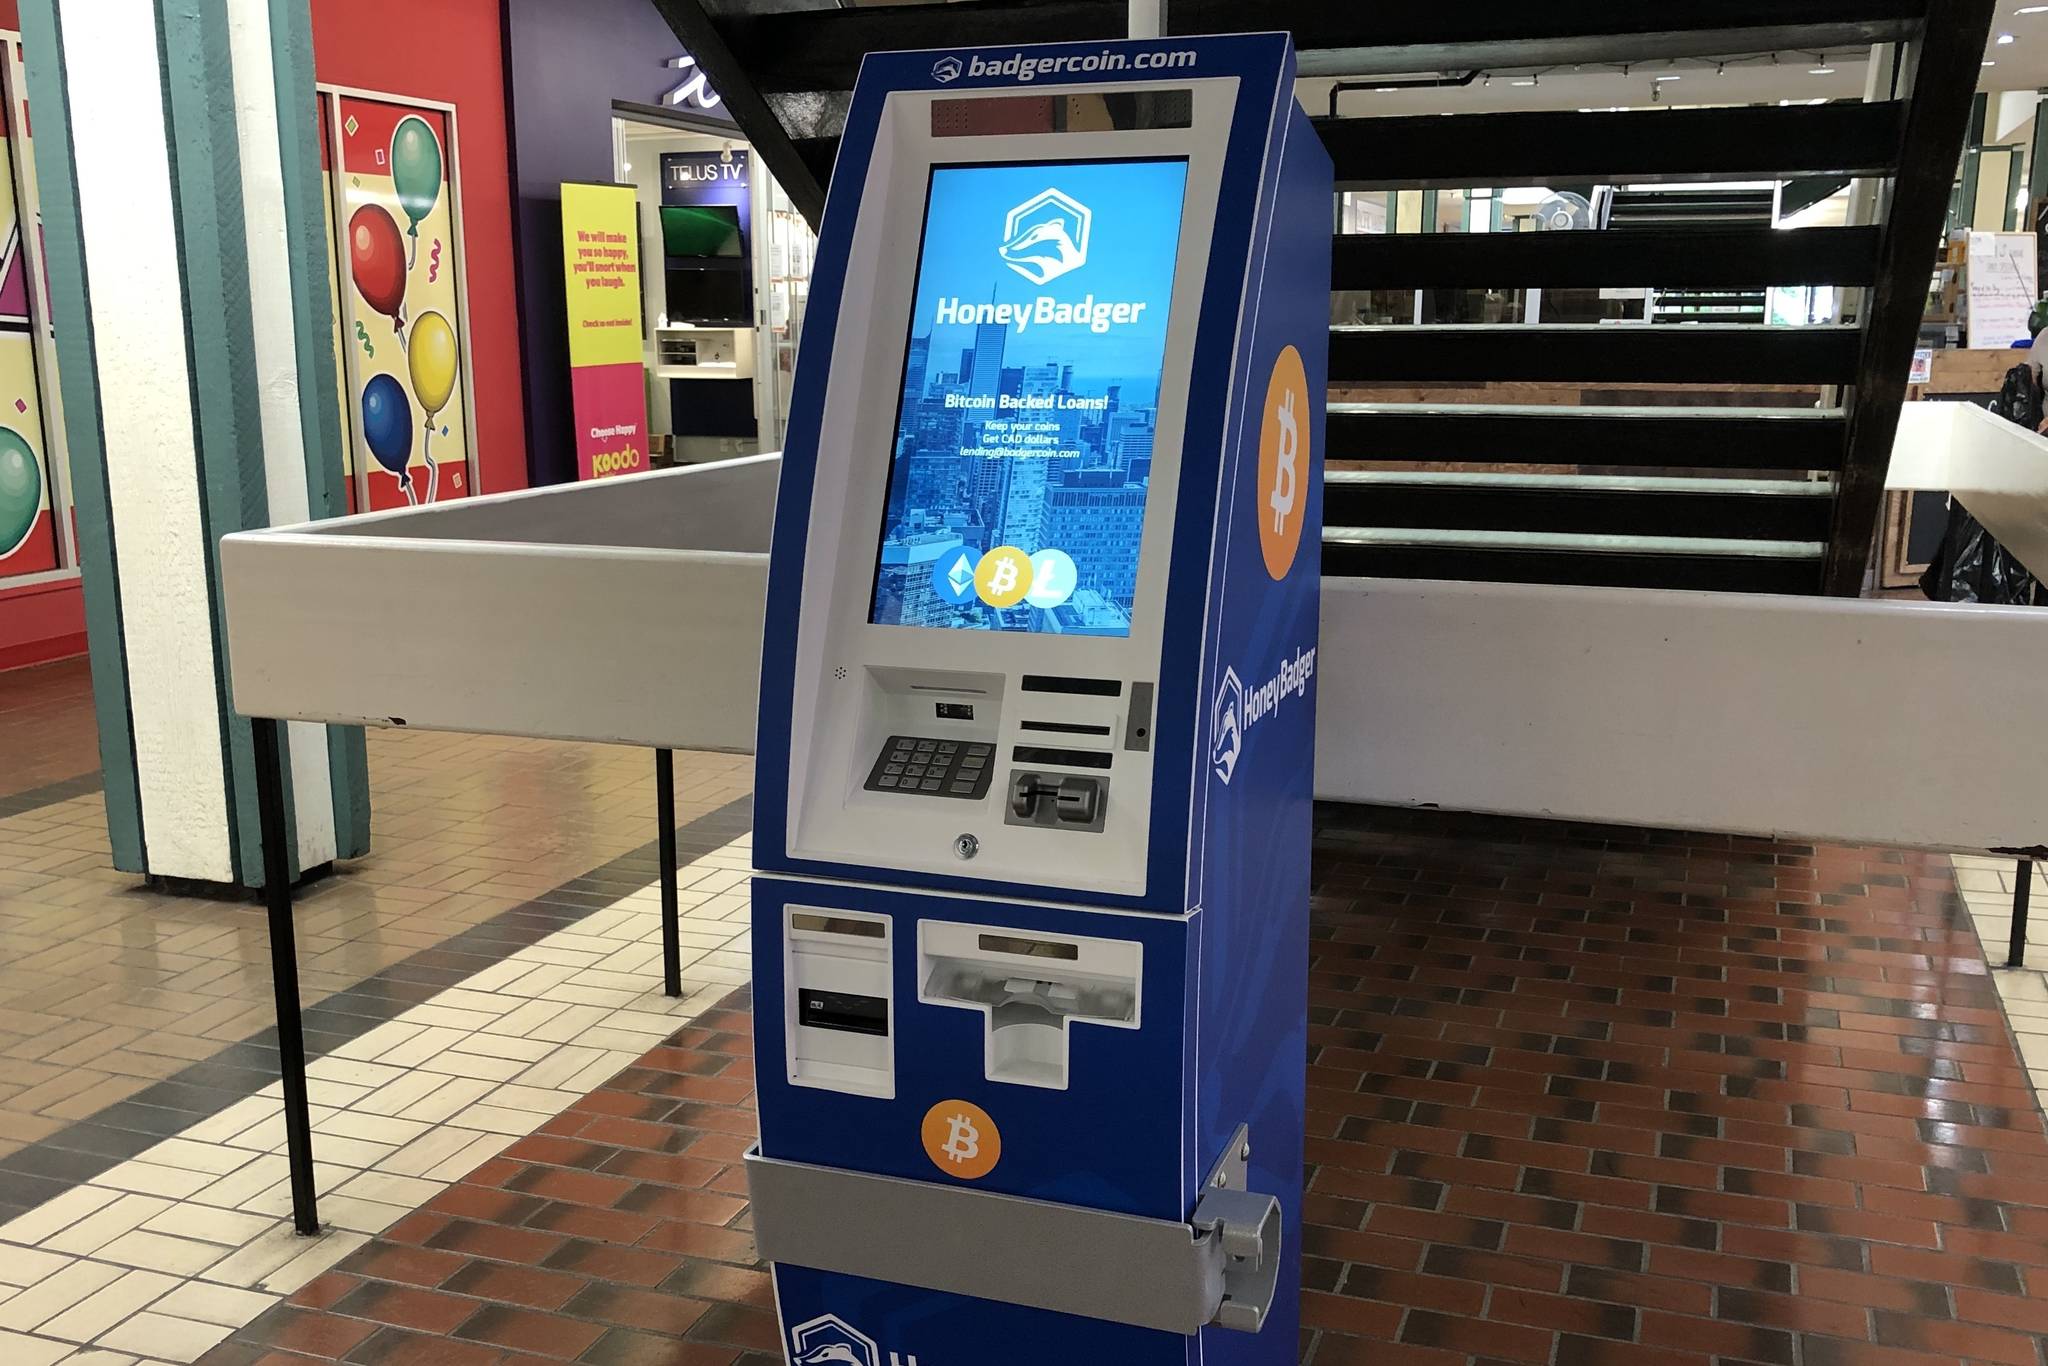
[869,158,1190,637]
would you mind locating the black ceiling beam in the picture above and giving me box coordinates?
[1319,102,1908,190]
[715,0,1927,94]
[1332,226,1881,290]
[647,0,828,230]
[1330,325,1862,386]
[1329,408,1849,471]
[1823,0,1997,595]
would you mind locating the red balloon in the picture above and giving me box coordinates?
[348,204,407,322]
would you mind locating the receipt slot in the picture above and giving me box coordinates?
[745,33,1329,1365]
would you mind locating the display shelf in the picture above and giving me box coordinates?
[221,455,778,753]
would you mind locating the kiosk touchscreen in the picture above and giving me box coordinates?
[745,33,1330,1365]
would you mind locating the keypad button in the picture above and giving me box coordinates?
[939,741,958,753]
[916,739,937,751]
[890,750,910,763]
[968,743,992,756]
[920,778,942,792]
[906,765,927,778]
[950,780,976,794]
[962,754,987,770]
[877,776,898,788]
[885,764,904,776]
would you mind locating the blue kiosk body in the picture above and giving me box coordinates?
[746,33,1330,1365]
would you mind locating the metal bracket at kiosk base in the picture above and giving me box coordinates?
[745,1124,1281,1336]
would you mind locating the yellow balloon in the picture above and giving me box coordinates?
[407,311,459,418]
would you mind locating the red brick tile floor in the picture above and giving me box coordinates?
[204,805,2048,1366]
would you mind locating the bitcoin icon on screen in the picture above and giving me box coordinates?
[974,546,1034,608]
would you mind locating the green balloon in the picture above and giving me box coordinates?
[390,116,442,233]
[0,427,41,557]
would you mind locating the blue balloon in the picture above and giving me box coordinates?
[360,374,413,477]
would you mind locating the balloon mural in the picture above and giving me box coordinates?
[0,426,40,558]
[348,204,407,339]
[408,311,458,501]
[346,112,461,506]
[360,374,417,502]
[390,116,443,271]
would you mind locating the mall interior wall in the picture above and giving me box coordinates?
[17,0,368,886]
[309,0,528,498]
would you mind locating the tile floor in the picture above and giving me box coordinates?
[0,721,749,1167]
[1952,854,2048,1099]
[0,830,753,1364]
[199,804,2048,1366]
[8,663,2048,1365]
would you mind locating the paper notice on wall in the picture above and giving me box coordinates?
[1967,230,2040,351]
[1909,348,1934,386]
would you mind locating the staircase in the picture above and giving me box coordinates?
[655,0,1994,596]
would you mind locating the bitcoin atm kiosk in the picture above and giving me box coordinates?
[745,33,1330,1365]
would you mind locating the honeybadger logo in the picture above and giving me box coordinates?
[931,55,963,83]
[1212,667,1243,785]
[791,1315,877,1366]
[1000,189,1090,285]
[1211,648,1317,787]
[790,1312,921,1366]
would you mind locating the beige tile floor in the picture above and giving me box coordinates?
[1956,852,2048,1096]
[0,723,751,1161]
[0,832,753,1364]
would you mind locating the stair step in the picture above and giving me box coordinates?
[1330,323,1862,386]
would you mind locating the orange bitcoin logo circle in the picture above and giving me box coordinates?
[921,1099,1002,1180]
[1257,344,1310,581]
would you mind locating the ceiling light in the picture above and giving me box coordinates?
[1811,66,1836,75]
[1986,59,2000,66]
[1513,78,1538,87]
[1999,31,2018,42]
[1655,74,1682,82]
[1375,87,1397,93]
[2020,5,2048,13]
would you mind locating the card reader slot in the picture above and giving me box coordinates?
[1019,720,1113,737]
[1012,746,1113,770]
[1021,675,1122,697]
[798,989,890,1038]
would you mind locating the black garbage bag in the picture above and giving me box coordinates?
[1920,500,2040,603]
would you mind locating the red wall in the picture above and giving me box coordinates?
[0,0,77,672]
[0,577,82,671]
[310,0,529,498]
[1,0,528,673]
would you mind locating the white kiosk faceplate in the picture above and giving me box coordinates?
[781,79,1241,899]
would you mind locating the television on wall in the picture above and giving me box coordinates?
[666,265,751,325]
[660,204,743,259]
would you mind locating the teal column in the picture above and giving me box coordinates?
[20,0,368,889]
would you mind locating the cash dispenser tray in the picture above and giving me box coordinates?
[745,1124,1280,1335]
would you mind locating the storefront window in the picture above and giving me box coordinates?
[616,113,817,462]
[0,35,71,587]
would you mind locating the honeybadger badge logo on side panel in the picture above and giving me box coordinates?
[791,1314,879,1366]
[791,1312,924,1365]
[931,55,963,83]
